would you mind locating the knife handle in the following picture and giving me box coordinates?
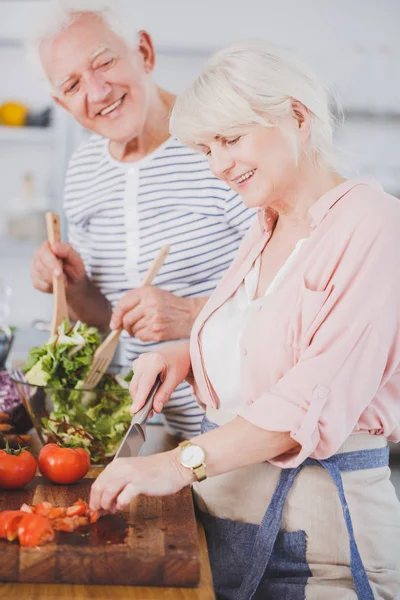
[132,376,162,424]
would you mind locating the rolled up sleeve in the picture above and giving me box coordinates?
[239,238,400,468]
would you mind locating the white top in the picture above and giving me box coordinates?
[200,238,307,414]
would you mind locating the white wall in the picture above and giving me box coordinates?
[2,0,399,110]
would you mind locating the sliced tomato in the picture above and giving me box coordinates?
[89,510,99,524]
[48,506,67,519]
[34,501,53,517]
[17,514,55,547]
[52,515,89,532]
[66,498,88,517]
[31,501,67,520]
[52,517,75,533]
[0,510,26,541]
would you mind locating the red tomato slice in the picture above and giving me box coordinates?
[52,515,89,532]
[17,514,55,547]
[34,501,53,517]
[48,507,67,519]
[0,510,26,541]
[66,498,87,517]
[52,517,75,533]
[90,510,99,524]
[30,501,67,520]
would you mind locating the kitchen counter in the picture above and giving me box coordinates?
[0,520,215,600]
[0,396,216,598]
[0,459,215,599]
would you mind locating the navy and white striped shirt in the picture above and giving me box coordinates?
[64,134,255,436]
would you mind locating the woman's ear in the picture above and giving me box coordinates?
[291,100,310,136]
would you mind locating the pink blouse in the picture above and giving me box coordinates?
[190,178,400,467]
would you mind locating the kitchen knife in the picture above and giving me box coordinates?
[113,376,161,459]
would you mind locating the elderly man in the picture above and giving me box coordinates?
[30,1,254,438]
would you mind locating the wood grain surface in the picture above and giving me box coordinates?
[0,477,201,588]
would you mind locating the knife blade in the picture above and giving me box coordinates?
[113,376,162,459]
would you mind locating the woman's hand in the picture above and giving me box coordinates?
[89,451,194,513]
[129,341,191,416]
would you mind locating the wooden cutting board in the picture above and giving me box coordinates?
[0,477,201,587]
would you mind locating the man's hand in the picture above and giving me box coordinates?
[110,287,207,342]
[31,241,87,293]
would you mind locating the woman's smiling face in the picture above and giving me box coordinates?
[198,121,301,210]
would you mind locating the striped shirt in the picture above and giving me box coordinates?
[64,134,255,436]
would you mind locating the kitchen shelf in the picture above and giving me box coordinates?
[0,126,54,144]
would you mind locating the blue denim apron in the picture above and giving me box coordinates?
[197,416,389,600]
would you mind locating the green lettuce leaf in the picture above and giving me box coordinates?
[22,320,134,463]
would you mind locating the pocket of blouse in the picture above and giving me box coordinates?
[289,279,334,350]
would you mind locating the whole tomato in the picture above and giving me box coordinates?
[0,444,37,489]
[38,444,90,484]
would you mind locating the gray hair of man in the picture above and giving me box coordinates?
[26,0,139,87]
[170,39,343,171]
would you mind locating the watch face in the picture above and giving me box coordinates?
[180,444,205,468]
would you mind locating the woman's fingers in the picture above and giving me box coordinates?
[98,478,127,511]
[129,354,167,413]
[116,483,136,511]
[152,375,177,412]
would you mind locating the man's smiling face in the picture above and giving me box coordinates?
[40,13,153,143]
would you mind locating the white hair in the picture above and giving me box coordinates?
[170,39,342,170]
[26,0,139,85]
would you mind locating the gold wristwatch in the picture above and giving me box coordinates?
[178,441,207,482]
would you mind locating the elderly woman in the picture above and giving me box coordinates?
[90,41,400,599]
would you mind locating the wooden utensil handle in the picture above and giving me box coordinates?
[114,245,170,336]
[139,245,170,287]
[45,212,61,245]
[45,212,69,335]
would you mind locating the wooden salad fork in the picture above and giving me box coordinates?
[45,212,70,336]
[82,244,170,390]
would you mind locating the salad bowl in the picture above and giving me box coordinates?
[10,320,134,465]
[10,367,133,465]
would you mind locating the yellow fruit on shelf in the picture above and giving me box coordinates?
[0,102,29,127]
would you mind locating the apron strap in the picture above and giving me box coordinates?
[238,446,388,600]
[237,465,303,599]
[313,458,375,600]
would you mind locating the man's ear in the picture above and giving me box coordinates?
[136,30,156,73]
[291,99,310,134]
